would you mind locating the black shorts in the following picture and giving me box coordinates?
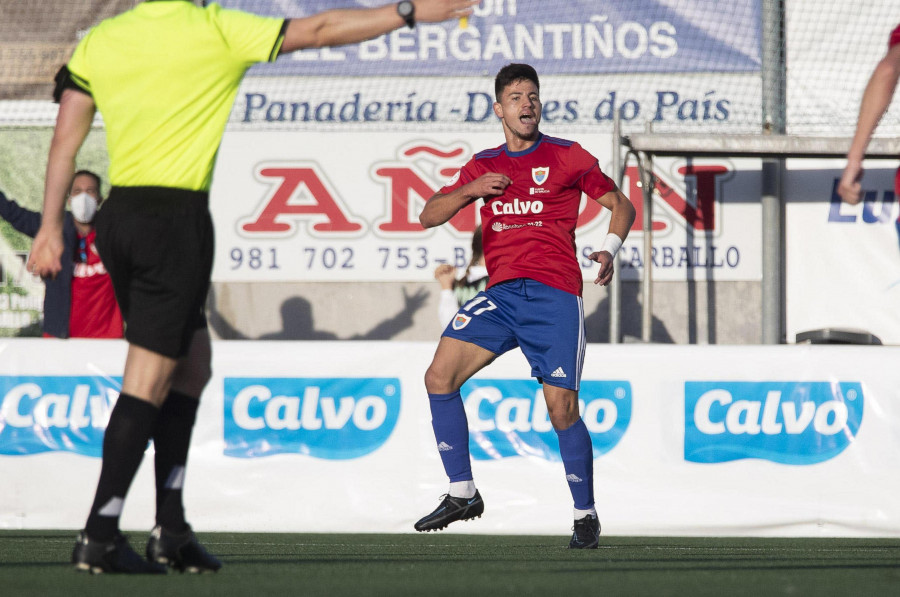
[94,186,213,359]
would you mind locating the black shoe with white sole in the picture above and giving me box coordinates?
[568,514,601,549]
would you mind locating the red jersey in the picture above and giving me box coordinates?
[69,229,123,338]
[439,134,614,296]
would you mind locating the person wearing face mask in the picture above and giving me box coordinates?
[0,170,123,339]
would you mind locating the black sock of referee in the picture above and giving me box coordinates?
[84,393,159,542]
[152,390,199,533]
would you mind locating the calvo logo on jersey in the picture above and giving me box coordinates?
[0,376,121,457]
[531,167,549,186]
[461,379,631,461]
[224,377,401,459]
[685,381,864,464]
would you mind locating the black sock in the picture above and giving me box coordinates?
[84,393,159,541]
[153,390,199,533]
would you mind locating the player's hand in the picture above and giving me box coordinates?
[434,263,456,289]
[469,172,512,199]
[27,226,64,279]
[837,161,864,204]
[589,251,614,286]
[415,0,479,23]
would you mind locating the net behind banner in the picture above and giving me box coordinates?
[0,0,898,136]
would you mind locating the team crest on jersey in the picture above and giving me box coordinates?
[452,313,472,330]
[531,167,549,186]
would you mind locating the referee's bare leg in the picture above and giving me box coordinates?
[122,327,211,406]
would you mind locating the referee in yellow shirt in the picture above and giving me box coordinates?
[28,0,476,575]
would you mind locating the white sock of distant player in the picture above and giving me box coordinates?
[449,480,476,499]
[574,507,598,520]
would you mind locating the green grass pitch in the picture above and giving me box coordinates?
[1,531,899,596]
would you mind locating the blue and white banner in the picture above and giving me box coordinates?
[786,163,900,344]
[224,377,401,458]
[3,339,900,536]
[684,381,864,465]
[0,375,120,457]
[461,379,631,460]
[223,0,761,76]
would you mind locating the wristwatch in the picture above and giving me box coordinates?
[397,1,415,29]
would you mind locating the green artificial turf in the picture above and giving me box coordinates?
[1,531,899,596]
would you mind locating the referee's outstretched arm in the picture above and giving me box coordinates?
[280,0,478,53]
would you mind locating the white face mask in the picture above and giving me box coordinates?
[69,192,98,224]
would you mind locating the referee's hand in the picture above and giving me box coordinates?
[415,0,479,23]
[27,227,64,279]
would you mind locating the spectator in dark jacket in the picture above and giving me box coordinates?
[0,170,122,338]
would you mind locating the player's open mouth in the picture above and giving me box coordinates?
[520,114,535,124]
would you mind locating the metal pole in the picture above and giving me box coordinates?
[609,114,622,344]
[761,0,786,344]
[761,0,786,135]
[641,153,653,342]
[761,159,783,344]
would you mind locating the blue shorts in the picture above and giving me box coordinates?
[442,278,585,391]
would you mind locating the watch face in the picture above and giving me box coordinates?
[398,1,413,17]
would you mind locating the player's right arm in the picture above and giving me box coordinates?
[419,172,511,228]
[839,40,900,204]
[280,0,478,53]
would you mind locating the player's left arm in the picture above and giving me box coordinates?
[588,186,635,286]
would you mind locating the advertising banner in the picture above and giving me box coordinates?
[2,339,899,537]
[210,131,763,283]
[3,0,898,139]
[223,0,761,77]
[228,72,759,133]
[785,162,900,344]
[223,376,402,459]
[684,381,864,465]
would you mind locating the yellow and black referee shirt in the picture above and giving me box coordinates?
[63,1,285,192]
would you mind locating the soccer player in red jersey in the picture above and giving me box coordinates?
[414,63,635,548]
[839,23,900,204]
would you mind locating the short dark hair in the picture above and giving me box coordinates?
[72,169,102,192]
[494,63,539,100]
